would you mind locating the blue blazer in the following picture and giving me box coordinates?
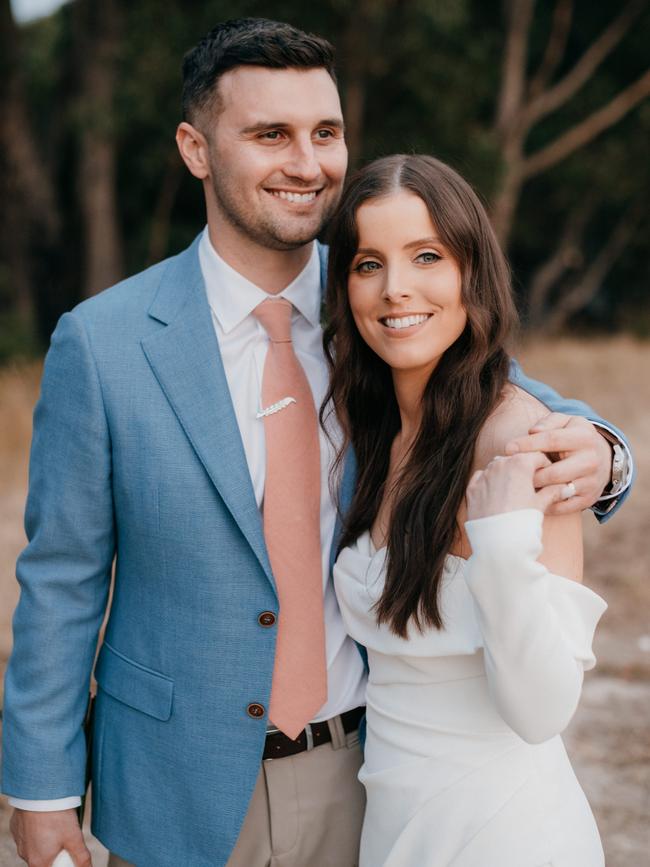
[1,236,630,866]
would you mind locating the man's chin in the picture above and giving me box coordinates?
[261,220,328,251]
[265,234,320,251]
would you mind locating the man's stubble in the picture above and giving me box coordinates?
[208,153,341,253]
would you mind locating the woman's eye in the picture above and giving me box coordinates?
[415,251,441,264]
[354,260,381,274]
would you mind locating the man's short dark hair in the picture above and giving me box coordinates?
[182,17,337,125]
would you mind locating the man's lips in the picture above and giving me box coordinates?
[265,188,323,204]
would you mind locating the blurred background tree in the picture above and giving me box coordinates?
[0,0,648,359]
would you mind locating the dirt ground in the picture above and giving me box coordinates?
[0,338,648,866]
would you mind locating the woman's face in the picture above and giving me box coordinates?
[347,191,467,383]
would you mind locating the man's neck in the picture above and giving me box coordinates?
[206,221,314,295]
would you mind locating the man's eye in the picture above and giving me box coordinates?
[315,129,334,139]
[415,252,441,264]
[261,131,282,140]
[354,260,381,274]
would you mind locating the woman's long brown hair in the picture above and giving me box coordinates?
[322,154,518,637]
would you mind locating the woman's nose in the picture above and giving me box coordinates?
[381,267,412,302]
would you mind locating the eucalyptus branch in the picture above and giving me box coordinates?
[528,0,573,99]
[495,0,536,133]
[523,0,647,129]
[521,67,650,179]
[542,201,644,333]
[527,196,596,326]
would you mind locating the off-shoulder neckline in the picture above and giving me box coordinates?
[364,530,469,565]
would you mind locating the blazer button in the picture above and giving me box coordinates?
[258,611,276,627]
[247,703,265,719]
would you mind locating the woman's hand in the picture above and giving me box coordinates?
[466,452,567,521]
[504,412,615,515]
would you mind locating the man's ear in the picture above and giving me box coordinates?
[176,122,210,179]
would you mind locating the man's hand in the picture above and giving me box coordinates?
[504,412,612,516]
[10,808,92,867]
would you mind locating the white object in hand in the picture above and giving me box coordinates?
[51,851,76,867]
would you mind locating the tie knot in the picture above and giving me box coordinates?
[253,298,293,343]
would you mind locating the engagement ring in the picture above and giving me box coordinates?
[560,482,577,500]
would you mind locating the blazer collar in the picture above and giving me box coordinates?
[142,236,274,591]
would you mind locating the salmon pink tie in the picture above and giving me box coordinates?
[253,297,327,739]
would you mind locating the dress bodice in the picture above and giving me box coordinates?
[334,533,484,660]
[332,509,607,866]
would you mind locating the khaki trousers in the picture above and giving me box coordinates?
[108,716,365,867]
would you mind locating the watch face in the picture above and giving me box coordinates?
[611,444,627,491]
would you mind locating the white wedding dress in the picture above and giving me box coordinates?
[334,509,606,866]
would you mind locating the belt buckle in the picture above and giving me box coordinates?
[304,723,314,751]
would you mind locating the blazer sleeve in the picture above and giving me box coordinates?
[1,310,114,799]
[509,359,633,522]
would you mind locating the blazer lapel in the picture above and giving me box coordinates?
[141,237,274,590]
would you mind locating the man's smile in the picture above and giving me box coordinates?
[265,188,323,204]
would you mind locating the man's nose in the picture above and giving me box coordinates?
[283,139,321,182]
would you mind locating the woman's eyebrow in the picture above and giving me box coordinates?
[403,237,443,249]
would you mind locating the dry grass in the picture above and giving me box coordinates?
[0,363,41,667]
[518,337,650,634]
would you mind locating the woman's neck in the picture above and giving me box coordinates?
[392,368,427,448]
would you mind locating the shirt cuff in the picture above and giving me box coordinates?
[8,796,82,811]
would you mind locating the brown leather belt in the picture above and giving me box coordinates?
[263,706,365,760]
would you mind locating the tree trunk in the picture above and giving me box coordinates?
[339,0,404,168]
[541,203,642,334]
[147,149,185,266]
[0,0,64,343]
[74,0,124,297]
[491,0,648,250]
[526,196,595,327]
[490,145,525,246]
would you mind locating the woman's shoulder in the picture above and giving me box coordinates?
[473,384,547,470]
[472,386,584,579]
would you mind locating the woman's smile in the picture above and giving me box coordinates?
[380,312,434,333]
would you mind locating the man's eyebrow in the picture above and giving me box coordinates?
[319,118,345,131]
[240,118,345,134]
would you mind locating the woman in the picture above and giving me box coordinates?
[323,155,606,866]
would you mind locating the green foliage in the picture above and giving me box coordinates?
[1,0,648,357]
[0,313,40,364]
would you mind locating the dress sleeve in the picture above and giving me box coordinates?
[464,509,606,744]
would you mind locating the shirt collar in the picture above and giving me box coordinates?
[198,226,322,333]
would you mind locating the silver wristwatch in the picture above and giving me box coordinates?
[607,442,628,496]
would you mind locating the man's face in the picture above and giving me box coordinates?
[203,66,348,250]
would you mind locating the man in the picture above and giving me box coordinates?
[2,18,632,867]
